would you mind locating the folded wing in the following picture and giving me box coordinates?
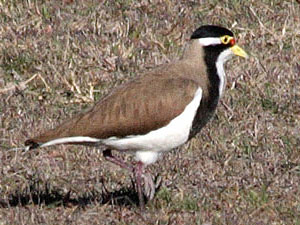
[25,77,201,149]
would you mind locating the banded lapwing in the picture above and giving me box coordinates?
[25,25,247,209]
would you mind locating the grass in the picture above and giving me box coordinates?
[1,0,300,224]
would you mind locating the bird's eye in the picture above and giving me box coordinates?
[221,35,232,45]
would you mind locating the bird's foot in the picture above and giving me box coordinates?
[142,173,162,201]
[142,172,155,201]
[103,150,162,209]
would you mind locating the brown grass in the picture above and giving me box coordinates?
[1,0,300,224]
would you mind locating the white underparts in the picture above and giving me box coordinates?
[102,87,203,165]
[40,136,101,148]
[135,151,160,165]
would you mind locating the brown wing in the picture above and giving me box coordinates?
[25,77,200,145]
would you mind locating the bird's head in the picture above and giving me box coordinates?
[191,25,248,64]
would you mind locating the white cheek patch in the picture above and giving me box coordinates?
[198,37,221,46]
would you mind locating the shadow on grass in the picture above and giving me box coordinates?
[0,180,142,209]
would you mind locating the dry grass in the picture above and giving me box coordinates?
[1,0,300,224]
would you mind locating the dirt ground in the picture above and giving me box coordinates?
[1,0,300,224]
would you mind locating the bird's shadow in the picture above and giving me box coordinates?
[0,177,160,209]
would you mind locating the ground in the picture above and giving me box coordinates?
[0,0,300,224]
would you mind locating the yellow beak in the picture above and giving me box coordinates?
[231,45,248,58]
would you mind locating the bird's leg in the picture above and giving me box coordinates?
[103,149,133,172]
[134,161,145,210]
[103,149,154,209]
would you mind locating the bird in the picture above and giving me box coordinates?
[24,25,248,209]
